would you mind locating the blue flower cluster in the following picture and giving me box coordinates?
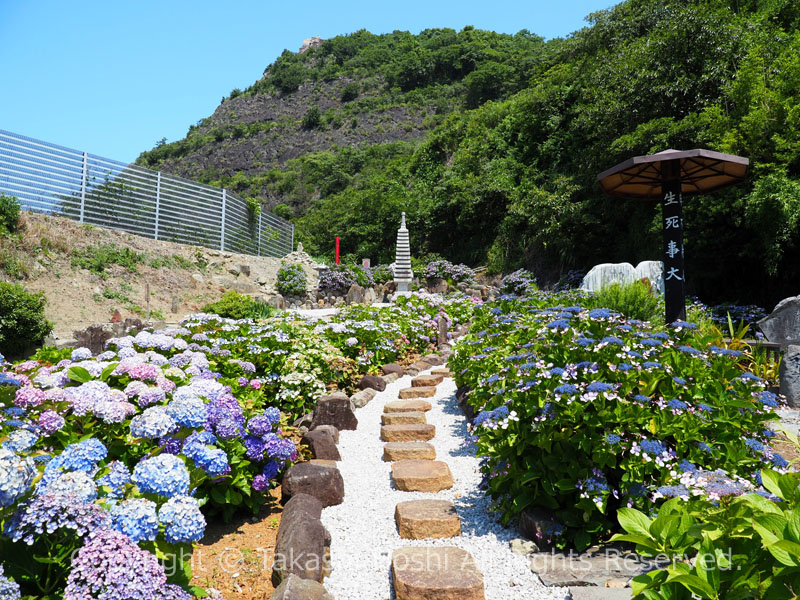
[158,495,206,543]
[132,455,190,498]
[0,565,20,600]
[130,406,178,439]
[5,492,111,545]
[165,395,207,428]
[111,498,159,542]
[1,448,36,507]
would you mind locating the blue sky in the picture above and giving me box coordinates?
[0,0,614,163]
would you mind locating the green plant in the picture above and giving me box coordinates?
[301,106,322,130]
[0,282,52,359]
[0,246,28,279]
[0,194,21,234]
[615,460,800,598]
[71,244,144,275]
[276,263,307,296]
[202,291,277,320]
[28,345,73,365]
[340,81,360,102]
[591,281,663,323]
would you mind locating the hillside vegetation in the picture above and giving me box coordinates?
[138,0,800,307]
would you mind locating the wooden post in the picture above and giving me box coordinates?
[145,282,151,321]
[661,159,686,323]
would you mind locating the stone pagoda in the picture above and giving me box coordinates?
[394,212,413,293]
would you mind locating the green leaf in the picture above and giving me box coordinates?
[617,507,652,537]
[100,362,119,381]
[67,366,93,383]
[696,535,720,592]
[768,540,800,566]
[189,587,209,598]
[789,507,800,543]
[742,492,783,515]
[761,470,786,500]
[667,573,717,598]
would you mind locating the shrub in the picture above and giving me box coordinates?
[450,292,785,550]
[301,106,322,130]
[555,269,586,291]
[202,291,277,320]
[424,259,476,285]
[318,263,373,293]
[276,263,308,296]
[0,282,53,359]
[616,465,800,599]
[591,281,663,323]
[340,81,359,102]
[71,244,144,275]
[501,269,538,295]
[370,264,394,284]
[0,195,20,234]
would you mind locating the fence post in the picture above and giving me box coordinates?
[220,189,227,251]
[258,213,262,256]
[79,151,88,223]
[154,171,161,240]
[291,224,295,253]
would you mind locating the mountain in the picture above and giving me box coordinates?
[137,2,800,307]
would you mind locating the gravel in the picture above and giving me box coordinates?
[320,368,569,600]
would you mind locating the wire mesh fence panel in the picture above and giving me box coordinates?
[0,129,294,256]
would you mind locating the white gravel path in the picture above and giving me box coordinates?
[320,369,570,600]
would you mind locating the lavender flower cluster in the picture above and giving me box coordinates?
[424,259,476,285]
[276,263,308,296]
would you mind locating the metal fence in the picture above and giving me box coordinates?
[0,128,294,257]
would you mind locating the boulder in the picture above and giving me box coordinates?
[301,429,341,461]
[350,388,376,408]
[422,354,444,366]
[363,287,377,305]
[270,574,334,600]
[580,262,636,292]
[456,385,475,422]
[282,463,345,507]
[633,260,665,295]
[780,345,800,408]
[267,294,287,310]
[312,424,339,444]
[426,278,448,294]
[758,295,800,345]
[273,494,331,584]
[345,284,365,305]
[310,392,358,431]
[358,374,386,392]
[382,363,405,377]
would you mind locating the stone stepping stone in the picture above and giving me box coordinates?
[382,411,426,425]
[399,386,436,399]
[392,460,454,492]
[384,399,432,413]
[431,367,452,377]
[412,374,444,387]
[395,499,461,539]
[384,442,436,461]
[381,424,435,442]
[392,546,484,600]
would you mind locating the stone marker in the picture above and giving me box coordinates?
[392,546,484,600]
[382,411,427,425]
[395,500,461,539]
[301,429,341,461]
[412,374,444,388]
[384,442,436,461]
[399,386,437,399]
[282,463,345,507]
[358,374,387,392]
[381,424,436,442]
[310,392,358,431]
[759,295,800,345]
[385,399,432,413]
[270,574,334,600]
[392,460,454,492]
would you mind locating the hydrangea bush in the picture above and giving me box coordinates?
[424,259,476,285]
[318,263,374,293]
[500,269,538,295]
[275,263,308,297]
[450,291,787,550]
[0,292,476,598]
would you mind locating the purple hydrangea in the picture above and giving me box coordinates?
[5,492,111,545]
[64,529,168,600]
[0,564,20,600]
[71,347,93,361]
[38,410,66,434]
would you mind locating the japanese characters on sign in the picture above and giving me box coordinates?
[661,180,686,322]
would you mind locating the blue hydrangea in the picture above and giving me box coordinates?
[0,564,21,600]
[165,396,208,428]
[640,439,667,456]
[587,308,613,320]
[37,471,97,503]
[655,484,690,499]
[0,448,36,508]
[2,429,38,454]
[673,377,687,385]
[756,391,779,408]
[96,461,131,499]
[605,433,621,444]
[185,443,229,477]
[586,381,614,393]
[745,438,765,453]
[215,417,244,440]
[554,384,578,396]
[600,336,624,346]
[546,319,571,330]
[679,345,702,355]
[575,337,595,347]
[130,406,178,439]
[247,414,274,437]
[667,399,688,411]
[243,436,266,461]
[111,498,159,542]
[158,495,206,543]
[6,491,111,545]
[132,455,190,498]
[261,459,280,480]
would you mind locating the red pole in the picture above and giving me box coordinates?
[335,237,340,265]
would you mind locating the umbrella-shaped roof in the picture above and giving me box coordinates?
[597,149,749,199]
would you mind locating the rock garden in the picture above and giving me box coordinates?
[1,265,798,600]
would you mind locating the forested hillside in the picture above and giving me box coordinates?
[137,0,800,307]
